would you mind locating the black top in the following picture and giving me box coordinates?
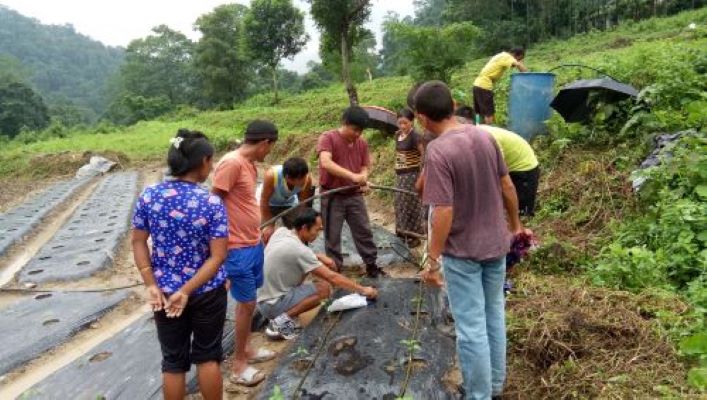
[395,129,422,173]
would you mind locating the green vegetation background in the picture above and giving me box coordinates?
[0,7,705,392]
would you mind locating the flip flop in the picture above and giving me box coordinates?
[248,348,276,364]
[229,366,266,387]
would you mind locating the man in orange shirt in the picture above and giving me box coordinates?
[212,120,278,387]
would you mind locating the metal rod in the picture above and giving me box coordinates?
[260,183,419,228]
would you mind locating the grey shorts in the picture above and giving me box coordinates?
[257,283,318,320]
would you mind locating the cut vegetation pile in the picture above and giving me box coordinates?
[505,274,693,399]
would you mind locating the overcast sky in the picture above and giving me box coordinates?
[0,0,416,73]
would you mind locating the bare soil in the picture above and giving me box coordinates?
[0,153,696,400]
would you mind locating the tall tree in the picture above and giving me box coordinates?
[119,25,196,105]
[0,81,50,137]
[380,12,414,77]
[389,22,480,83]
[0,6,123,121]
[300,61,336,91]
[194,4,252,109]
[308,0,372,105]
[413,0,447,26]
[244,0,308,103]
[321,28,379,84]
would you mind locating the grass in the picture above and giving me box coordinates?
[1,7,706,397]
[1,8,705,179]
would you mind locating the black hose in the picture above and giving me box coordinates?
[0,283,143,293]
[260,183,419,229]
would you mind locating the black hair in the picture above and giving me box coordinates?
[341,106,370,130]
[167,129,214,177]
[509,47,525,58]
[282,157,309,179]
[244,119,278,143]
[293,208,321,231]
[244,138,277,145]
[454,105,475,121]
[397,107,415,121]
[406,82,423,110]
[414,81,454,122]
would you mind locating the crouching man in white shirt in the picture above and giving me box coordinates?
[257,208,378,340]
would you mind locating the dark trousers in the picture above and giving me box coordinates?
[321,194,377,268]
[509,166,540,217]
[154,286,227,373]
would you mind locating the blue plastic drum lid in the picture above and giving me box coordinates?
[508,72,556,141]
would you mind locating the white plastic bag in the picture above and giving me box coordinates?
[327,293,368,313]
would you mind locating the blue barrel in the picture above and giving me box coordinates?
[507,72,556,140]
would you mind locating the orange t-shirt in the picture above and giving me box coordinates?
[213,151,261,249]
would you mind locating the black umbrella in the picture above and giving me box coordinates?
[362,105,398,134]
[550,77,639,123]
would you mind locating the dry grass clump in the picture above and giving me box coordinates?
[503,273,694,399]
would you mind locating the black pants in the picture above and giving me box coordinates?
[321,194,378,268]
[473,86,495,117]
[509,166,540,217]
[154,286,227,373]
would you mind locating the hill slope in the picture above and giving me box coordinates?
[1,8,704,176]
[0,7,705,398]
[0,6,124,120]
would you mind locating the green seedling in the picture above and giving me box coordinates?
[410,296,424,307]
[400,339,421,353]
[294,345,310,357]
[269,385,285,400]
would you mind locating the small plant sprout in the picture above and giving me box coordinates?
[400,339,421,353]
[294,345,310,357]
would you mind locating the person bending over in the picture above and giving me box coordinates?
[260,157,315,243]
[257,208,378,340]
[473,48,528,124]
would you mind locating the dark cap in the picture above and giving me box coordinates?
[245,120,278,141]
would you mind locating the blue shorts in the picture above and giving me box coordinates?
[224,243,264,303]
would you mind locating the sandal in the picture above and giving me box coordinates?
[229,366,266,387]
[248,348,276,364]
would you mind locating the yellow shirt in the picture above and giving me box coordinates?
[473,52,517,90]
[480,125,538,172]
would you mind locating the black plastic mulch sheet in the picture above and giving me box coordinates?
[17,172,138,284]
[0,177,92,256]
[258,279,459,400]
[0,290,129,376]
[309,221,413,269]
[23,298,237,400]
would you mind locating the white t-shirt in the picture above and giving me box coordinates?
[257,227,320,303]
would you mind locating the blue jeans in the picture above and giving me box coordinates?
[443,255,506,400]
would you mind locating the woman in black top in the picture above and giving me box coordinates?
[393,108,425,246]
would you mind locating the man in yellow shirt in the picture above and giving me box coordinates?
[454,106,540,216]
[481,124,539,216]
[473,48,528,124]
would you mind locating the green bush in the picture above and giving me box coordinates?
[590,134,705,341]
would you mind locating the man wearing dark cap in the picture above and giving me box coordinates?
[317,106,383,278]
[213,120,278,386]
